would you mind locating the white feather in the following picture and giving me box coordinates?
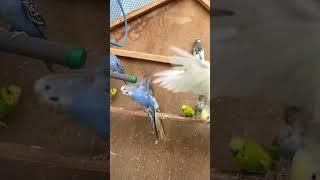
[153,47,210,99]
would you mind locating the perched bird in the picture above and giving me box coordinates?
[153,47,210,123]
[110,54,127,85]
[181,104,196,117]
[0,84,22,127]
[229,137,278,174]
[200,109,210,122]
[0,0,53,72]
[121,75,165,140]
[192,39,205,61]
[291,139,320,180]
[273,125,305,161]
[0,0,48,38]
[34,56,108,142]
[110,88,117,103]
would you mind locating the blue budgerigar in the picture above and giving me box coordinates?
[120,75,165,141]
[33,56,108,142]
[192,39,205,61]
[0,0,48,38]
[110,53,127,84]
[0,0,53,71]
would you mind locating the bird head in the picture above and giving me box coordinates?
[0,84,22,106]
[182,104,187,110]
[229,137,246,157]
[120,85,131,96]
[110,88,117,95]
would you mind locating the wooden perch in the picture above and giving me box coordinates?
[195,0,210,11]
[0,142,107,173]
[110,0,175,30]
[111,48,211,64]
[111,48,171,64]
[111,106,204,123]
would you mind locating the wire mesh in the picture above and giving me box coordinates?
[110,0,156,22]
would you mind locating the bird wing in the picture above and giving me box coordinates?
[153,47,210,98]
[21,0,47,38]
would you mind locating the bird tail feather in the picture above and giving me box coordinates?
[148,107,166,141]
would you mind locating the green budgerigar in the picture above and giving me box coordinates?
[291,139,320,180]
[229,137,278,174]
[110,88,117,103]
[0,85,22,127]
[181,104,196,117]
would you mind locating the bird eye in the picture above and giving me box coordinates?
[312,173,317,180]
[45,85,51,91]
[242,146,246,151]
[49,97,59,102]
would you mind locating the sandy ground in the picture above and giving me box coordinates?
[0,0,107,179]
[110,0,210,179]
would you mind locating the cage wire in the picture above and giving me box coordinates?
[110,0,156,22]
[110,0,156,47]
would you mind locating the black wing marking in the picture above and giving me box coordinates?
[21,0,48,37]
[117,61,125,73]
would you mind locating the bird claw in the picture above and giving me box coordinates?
[10,31,28,39]
[45,63,55,73]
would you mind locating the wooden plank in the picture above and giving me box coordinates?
[195,0,210,11]
[110,0,175,30]
[0,142,107,173]
[111,48,171,64]
[111,106,204,123]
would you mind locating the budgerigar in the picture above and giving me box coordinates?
[273,126,305,162]
[110,54,127,85]
[181,104,196,117]
[291,139,320,180]
[192,39,204,61]
[0,0,53,72]
[229,137,278,175]
[110,88,117,103]
[153,47,210,123]
[0,85,22,127]
[121,75,165,141]
[34,56,108,142]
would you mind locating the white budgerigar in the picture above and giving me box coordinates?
[153,47,210,122]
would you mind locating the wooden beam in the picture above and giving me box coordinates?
[195,0,210,11]
[111,106,204,123]
[0,142,107,173]
[110,0,175,30]
[110,48,171,64]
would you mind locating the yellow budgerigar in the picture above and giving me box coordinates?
[291,139,320,180]
[110,88,117,103]
[0,85,22,127]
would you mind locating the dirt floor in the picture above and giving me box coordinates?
[110,0,210,179]
[0,0,106,179]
